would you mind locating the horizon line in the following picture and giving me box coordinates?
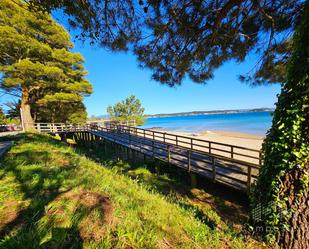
[89,107,274,118]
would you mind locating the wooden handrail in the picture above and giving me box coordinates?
[108,125,261,169]
[117,125,261,166]
[118,125,260,152]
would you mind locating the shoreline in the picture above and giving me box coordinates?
[146,108,274,118]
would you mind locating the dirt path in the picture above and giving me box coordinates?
[0,131,20,137]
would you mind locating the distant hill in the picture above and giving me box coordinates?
[146,108,274,118]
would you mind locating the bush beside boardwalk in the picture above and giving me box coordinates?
[0,134,267,248]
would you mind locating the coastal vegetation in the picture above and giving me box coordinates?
[0,133,265,248]
[0,0,92,129]
[24,1,308,247]
[107,95,145,125]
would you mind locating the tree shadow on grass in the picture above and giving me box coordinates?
[76,141,249,232]
[0,145,84,249]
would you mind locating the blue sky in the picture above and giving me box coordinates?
[73,42,281,116]
[0,12,282,116]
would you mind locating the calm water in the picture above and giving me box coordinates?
[141,111,273,135]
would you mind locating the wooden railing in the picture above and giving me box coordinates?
[87,119,136,128]
[116,125,262,166]
[31,122,262,165]
[87,124,260,191]
[31,123,262,165]
[29,123,86,133]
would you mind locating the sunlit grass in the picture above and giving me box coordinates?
[0,133,266,248]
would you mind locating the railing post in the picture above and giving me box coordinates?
[37,123,41,133]
[143,129,146,139]
[152,131,155,140]
[190,138,193,150]
[176,136,178,146]
[231,146,234,159]
[187,150,191,172]
[212,157,216,182]
[209,142,211,154]
[247,165,252,192]
[167,145,171,164]
[163,133,166,144]
[259,151,262,166]
[139,137,142,152]
[129,133,131,145]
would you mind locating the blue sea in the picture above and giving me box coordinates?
[141,111,273,135]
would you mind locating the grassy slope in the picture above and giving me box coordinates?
[0,133,263,248]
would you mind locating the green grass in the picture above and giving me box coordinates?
[0,133,266,248]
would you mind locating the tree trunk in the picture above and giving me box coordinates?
[21,85,34,131]
[279,162,309,249]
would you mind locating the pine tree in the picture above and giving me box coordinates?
[0,0,92,130]
[107,95,145,125]
[28,0,301,86]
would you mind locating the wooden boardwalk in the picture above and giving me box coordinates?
[33,123,261,192]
